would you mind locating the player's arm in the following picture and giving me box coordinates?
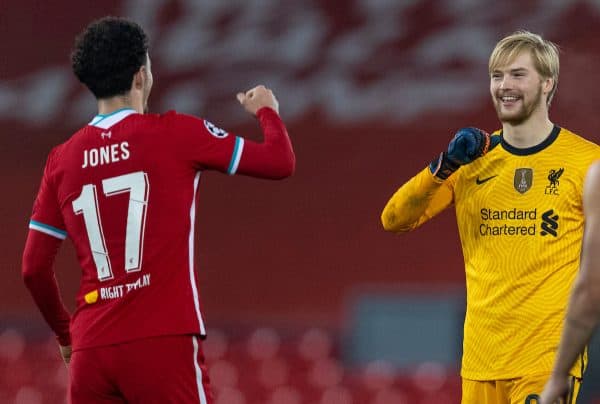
[381,168,454,232]
[234,85,295,179]
[22,151,72,358]
[22,231,71,348]
[381,127,497,232]
[178,85,294,179]
[540,160,600,404]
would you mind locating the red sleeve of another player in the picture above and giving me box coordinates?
[167,108,294,178]
[236,107,295,179]
[166,112,240,173]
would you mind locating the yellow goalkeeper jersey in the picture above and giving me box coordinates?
[382,125,600,380]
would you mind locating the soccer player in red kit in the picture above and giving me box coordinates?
[21,17,295,403]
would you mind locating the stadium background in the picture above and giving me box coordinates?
[2,0,600,402]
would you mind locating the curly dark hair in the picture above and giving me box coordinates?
[71,17,149,99]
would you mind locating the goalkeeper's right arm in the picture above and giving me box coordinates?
[382,127,498,233]
[381,167,452,232]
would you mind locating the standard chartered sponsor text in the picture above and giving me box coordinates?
[480,208,537,236]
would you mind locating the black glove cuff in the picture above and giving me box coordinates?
[429,152,460,180]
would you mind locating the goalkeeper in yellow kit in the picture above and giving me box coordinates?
[381,31,600,403]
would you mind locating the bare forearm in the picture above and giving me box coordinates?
[554,163,600,376]
[553,282,600,376]
[544,161,600,403]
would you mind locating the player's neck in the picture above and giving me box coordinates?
[501,108,553,149]
[97,95,143,115]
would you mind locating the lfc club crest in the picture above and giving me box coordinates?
[545,168,564,195]
[514,168,533,194]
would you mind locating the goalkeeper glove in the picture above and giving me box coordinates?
[429,127,499,180]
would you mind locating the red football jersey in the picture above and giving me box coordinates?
[27,107,293,350]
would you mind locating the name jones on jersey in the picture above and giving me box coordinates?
[82,142,130,168]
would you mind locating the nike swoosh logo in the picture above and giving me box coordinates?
[476,175,498,185]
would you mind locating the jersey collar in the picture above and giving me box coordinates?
[500,125,560,156]
[89,108,138,129]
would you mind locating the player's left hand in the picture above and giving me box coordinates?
[59,344,72,365]
[539,375,569,404]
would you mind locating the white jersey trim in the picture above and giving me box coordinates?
[227,137,244,175]
[89,108,138,129]
[188,172,206,335]
[192,336,208,404]
[29,220,67,240]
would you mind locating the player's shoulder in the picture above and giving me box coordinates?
[160,111,231,139]
[49,126,88,163]
[110,110,200,139]
[153,110,199,123]
[587,160,600,179]
[557,126,599,149]
[556,126,600,165]
[40,140,72,179]
[584,159,600,204]
[54,124,100,155]
[552,127,600,179]
[123,110,178,126]
[157,110,202,127]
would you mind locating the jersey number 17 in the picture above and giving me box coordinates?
[72,171,149,281]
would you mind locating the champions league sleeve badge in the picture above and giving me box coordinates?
[203,120,229,139]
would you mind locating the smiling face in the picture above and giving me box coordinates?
[490,51,553,125]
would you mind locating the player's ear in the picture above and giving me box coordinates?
[132,67,145,91]
[542,77,554,96]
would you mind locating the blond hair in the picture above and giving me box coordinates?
[489,30,560,105]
